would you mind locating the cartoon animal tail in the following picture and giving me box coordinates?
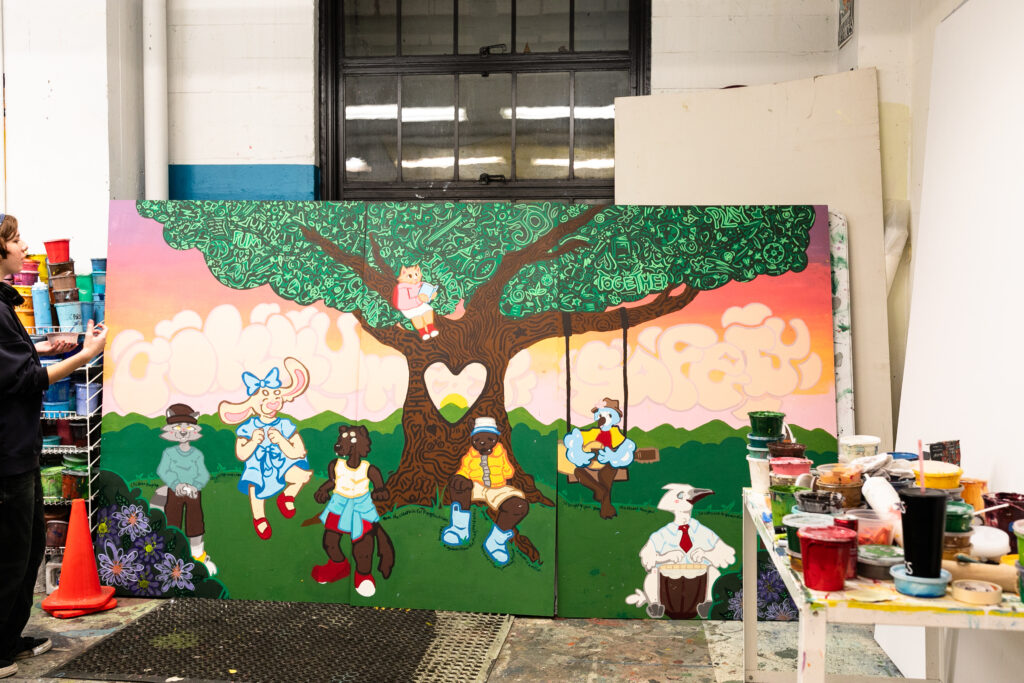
[300,513,322,528]
[374,523,396,579]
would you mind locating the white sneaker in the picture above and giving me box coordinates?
[194,552,218,576]
[0,660,17,679]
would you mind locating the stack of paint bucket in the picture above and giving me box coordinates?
[44,239,86,332]
[90,257,106,323]
[746,411,785,494]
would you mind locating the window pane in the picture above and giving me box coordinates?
[402,0,454,55]
[458,0,511,55]
[574,70,627,179]
[402,75,456,181]
[517,0,569,54]
[344,0,397,56]
[345,76,398,181]
[516,72,569,180]
[575,0,629,52]
[459,74,511,179]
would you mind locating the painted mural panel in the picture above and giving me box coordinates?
[99,200,835,617]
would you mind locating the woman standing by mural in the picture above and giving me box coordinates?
[0,214,106,678]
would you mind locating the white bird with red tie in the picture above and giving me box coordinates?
[625,483,736,618]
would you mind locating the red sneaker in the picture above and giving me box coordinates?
[312,558,351,584]
[276,493,296,519]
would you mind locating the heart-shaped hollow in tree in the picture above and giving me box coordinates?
[424,362,487,423]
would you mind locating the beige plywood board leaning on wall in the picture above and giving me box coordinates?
[614,68,891,447]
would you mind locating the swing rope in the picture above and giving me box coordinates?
[561,308,630,436]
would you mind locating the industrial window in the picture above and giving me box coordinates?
[319,0,651,202]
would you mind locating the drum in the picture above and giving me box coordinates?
[658,563,709,620]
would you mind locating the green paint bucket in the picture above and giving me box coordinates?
[945,501,975,533]
[782,512,833,556]
[769,484,810,528]
[748,411,785,437]
[1013,519,1024,558]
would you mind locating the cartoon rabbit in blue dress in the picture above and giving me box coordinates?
[218,357,313,540]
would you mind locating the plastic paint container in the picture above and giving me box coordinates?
[981,493,1024,535]
[769,485,810,528]
[12,271,39,286]
[52,287,79,303]
[857,544,904,580]
[845,509,895,546]
[61,468,89,499]
[44,377,71,403]
[75,382,101,415]
[770,473,800,489]
[770,456,813,477]
[40,466,64,498]
[42,435,62,448]
[81,302,94,326]
[92,270,106,291]
[960,478,988,511]
[69,422,88,447]
[1012,519,1024,558]
[13,284,33,302]
[1016,561,1024,598]
[782,512,834,556]
[45,520,69,547]
[48,272,77,292]
[747,433,783,449]
[91,258,107,272]
[767,442,807,459]
[816,463,863,486]
[54,302,84,332]
[42,400,71,418]
[44,239,70,263]
[798,526,857,591]
[48,260,75,277]
[832,516,859,578]
[794,489,844,515]
[913,460,963,490]
[945,501,975,533]
[890,565,952,598]
[30,283,53,330]
[76,274,93,302]
[748,411,785,437]
[838,434,881,463]
[92,298,105,323]
[747,455,771,494]
[746,445,769,460]
[813,480,863,509]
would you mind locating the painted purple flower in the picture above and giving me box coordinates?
[154,553,195,592]
[727,590,744,620]
[96,539,143,587]
[112,504,151,541]
[134,532,166,566]
[758,566,786,602]
[131,568,162,597]
[93,505,119,546]
[764,600,799,621]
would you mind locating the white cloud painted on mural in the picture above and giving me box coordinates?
[109,302,821,427]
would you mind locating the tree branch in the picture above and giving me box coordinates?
[350,309,408,352]
[503,284,701,355]
[470,205,607,309]
[368,235,395,281]
[300,226,394,301]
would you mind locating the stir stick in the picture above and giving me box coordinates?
[917,439,925,493]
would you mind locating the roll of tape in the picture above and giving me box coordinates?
[951,579,1002,605]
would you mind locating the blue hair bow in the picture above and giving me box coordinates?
[242,368,282,395]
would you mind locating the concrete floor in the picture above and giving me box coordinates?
[14,595,902,682]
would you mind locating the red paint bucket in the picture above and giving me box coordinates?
[44,239,70,263]
[797,526,857,591]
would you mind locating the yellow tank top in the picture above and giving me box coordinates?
[333,460,370,498]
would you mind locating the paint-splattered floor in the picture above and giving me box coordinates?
[15,595,901,682]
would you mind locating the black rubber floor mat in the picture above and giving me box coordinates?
[47,598,512,682]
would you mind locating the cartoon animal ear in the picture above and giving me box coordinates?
[218,399,255,425]
[279,357,311,402]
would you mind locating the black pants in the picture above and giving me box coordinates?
[0,469,45,660]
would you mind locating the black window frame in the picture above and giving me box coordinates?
[318,0,651,202]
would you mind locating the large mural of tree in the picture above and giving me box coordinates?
[137,201,815,562]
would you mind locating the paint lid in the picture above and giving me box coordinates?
[950,580,1002,605]
[748,410,785,418]
[857,544,904,566]
[888,451,919,460]
[797,525,857,544]
[889,565,953,585]
[782,513,834,529]
[915,460,963,476]
[898,487,948,501]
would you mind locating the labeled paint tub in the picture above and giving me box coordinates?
[1013,519,1024,558]
[857,544,904,580]
[12,270,39,286]
[48,260,75,277]
[91,258,107,272]
[747,454,771,494]
[914,460,963,489]
[945,501,975,533]
[782,512,833,556]
[890,565,952,598]
[76,274,93,302]
[48,272,77,292]
[54,302,84,332]
[770,456,812,477]
[44,377,71,403]
[981,493,1024,535]
[75,382,101,415]
[40,466,64,498]
[838,434,881,463]
[769,485,810,528]
[43,239,70,263]
[31,283,53,331]
[794,489,843,515]
[748,411,785,437]
[797,525,857,591]
[747,433,783,449]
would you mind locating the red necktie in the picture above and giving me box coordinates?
[678,524,693,552]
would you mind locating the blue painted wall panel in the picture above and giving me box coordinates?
[169,165,319,200]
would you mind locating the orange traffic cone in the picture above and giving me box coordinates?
[42,498,116,618]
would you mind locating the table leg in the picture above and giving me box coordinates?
[742,502,758,678]
[797,606,826,683]
[925,626,944,682]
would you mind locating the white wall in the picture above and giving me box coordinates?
[166,0,317,165]
[651,0,838,93]
[1,0,115,263]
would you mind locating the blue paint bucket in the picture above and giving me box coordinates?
[75,383,101,416]
[91,258,107,272]
[92,298,105,322]
[54,302,84,332]
[45,378,71,403]
[42,400,71,418]
[81,302,94,326]
[31,283,53,332]
[92,271,106,295]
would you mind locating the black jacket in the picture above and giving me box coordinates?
[0,282,49,476]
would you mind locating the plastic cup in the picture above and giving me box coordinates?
[43,239,70,263]
[797,526,857,591]
[747,454,771,494]
[769,485,810,528]
[54,302,84,332]
[899,488,947,578]
[748,411,785,436]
